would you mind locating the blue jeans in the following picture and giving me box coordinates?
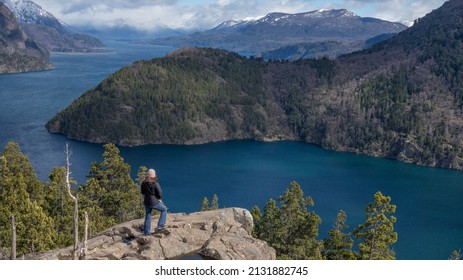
[144,203,167,236]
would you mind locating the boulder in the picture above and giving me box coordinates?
[27,208,275,260]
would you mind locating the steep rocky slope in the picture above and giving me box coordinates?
[0,3,51,73]
[3,0,105,52]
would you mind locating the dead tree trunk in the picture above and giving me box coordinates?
[66,143,79,259]
[73,194,79,259]
[11,214,16,260]
[83,211,88,258]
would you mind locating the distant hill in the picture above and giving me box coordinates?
[78,20,190,41]
[261,33,401,61]
[150,9,407,59]
[0,3,51,73]
[47,47,293,145]
[47,0,463,170]
[2,0,106,52]
[260,40,363,60]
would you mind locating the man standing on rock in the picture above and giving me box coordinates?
[141,168,169,236]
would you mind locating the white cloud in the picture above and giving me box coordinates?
[345,0,447,23]
[32,0,447,31]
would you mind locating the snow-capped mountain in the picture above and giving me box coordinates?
[211,9,405,37]
[152,8,408,58]
[211,18,257,31]
[254,9,359,25]
[1,0,105,52]
[2,0,62,28]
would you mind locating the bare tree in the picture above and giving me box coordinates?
[82,211,88,258]
[65,143,79,259]
[11,214,16,260]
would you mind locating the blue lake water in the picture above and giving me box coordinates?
[1,41,462,260]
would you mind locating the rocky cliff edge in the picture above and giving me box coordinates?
[27,208,276,260]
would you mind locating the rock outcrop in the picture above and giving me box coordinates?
[27,208,276,260]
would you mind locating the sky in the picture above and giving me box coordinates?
[32,0,448,31]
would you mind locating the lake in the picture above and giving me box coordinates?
[0,41,462,260]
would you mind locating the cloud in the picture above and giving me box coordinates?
[33,0,447,31]
[41,0,178,13]
[345,0,447,23]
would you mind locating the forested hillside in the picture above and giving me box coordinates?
[47,0,463,170]
[47,47,294,145]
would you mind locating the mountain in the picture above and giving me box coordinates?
[150,9,407,58]
[79,19,190,40]
[261,33,400,61]
[47,0,463,170]
[0,3,51,73]
[260,40,363,60]
[2,0,106,52]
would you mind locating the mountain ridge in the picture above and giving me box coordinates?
[150,9,407,59]
[2,0,106,52]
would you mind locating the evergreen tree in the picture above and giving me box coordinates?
[78,178,115,236]
[276,181,323,259]
[354,191,398,260]
[199,194,219,211]
[135,165,148,215]
[43,167,75,248]
[323,210,357,260]
[210,194,219,210]
[258,198,280,247]
[449,249,461,260]
[253,181,323,260]
[200,197,210,211]
[250,205,262,238]
[1,141,45,205]
[136,166,148,186]
[80,144,143,225]
[0,151,57,257]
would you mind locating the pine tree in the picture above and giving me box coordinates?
[1,141,45,205]
[200,197,210,211]
[449,250,461,260]
[0,151,57,256]
[253,181,323,260]
[250,205,262,238]
[199,194,219,211]
[276,181,323,260]
[258,198,280,247]
[136,166,148,186]
[43,167,75,248]
[135,165,148,215]
[78,178,115,236]
[80,144,143,225]
[210,194,219,210]
[323,210,357,260]
[354,191,398,260]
